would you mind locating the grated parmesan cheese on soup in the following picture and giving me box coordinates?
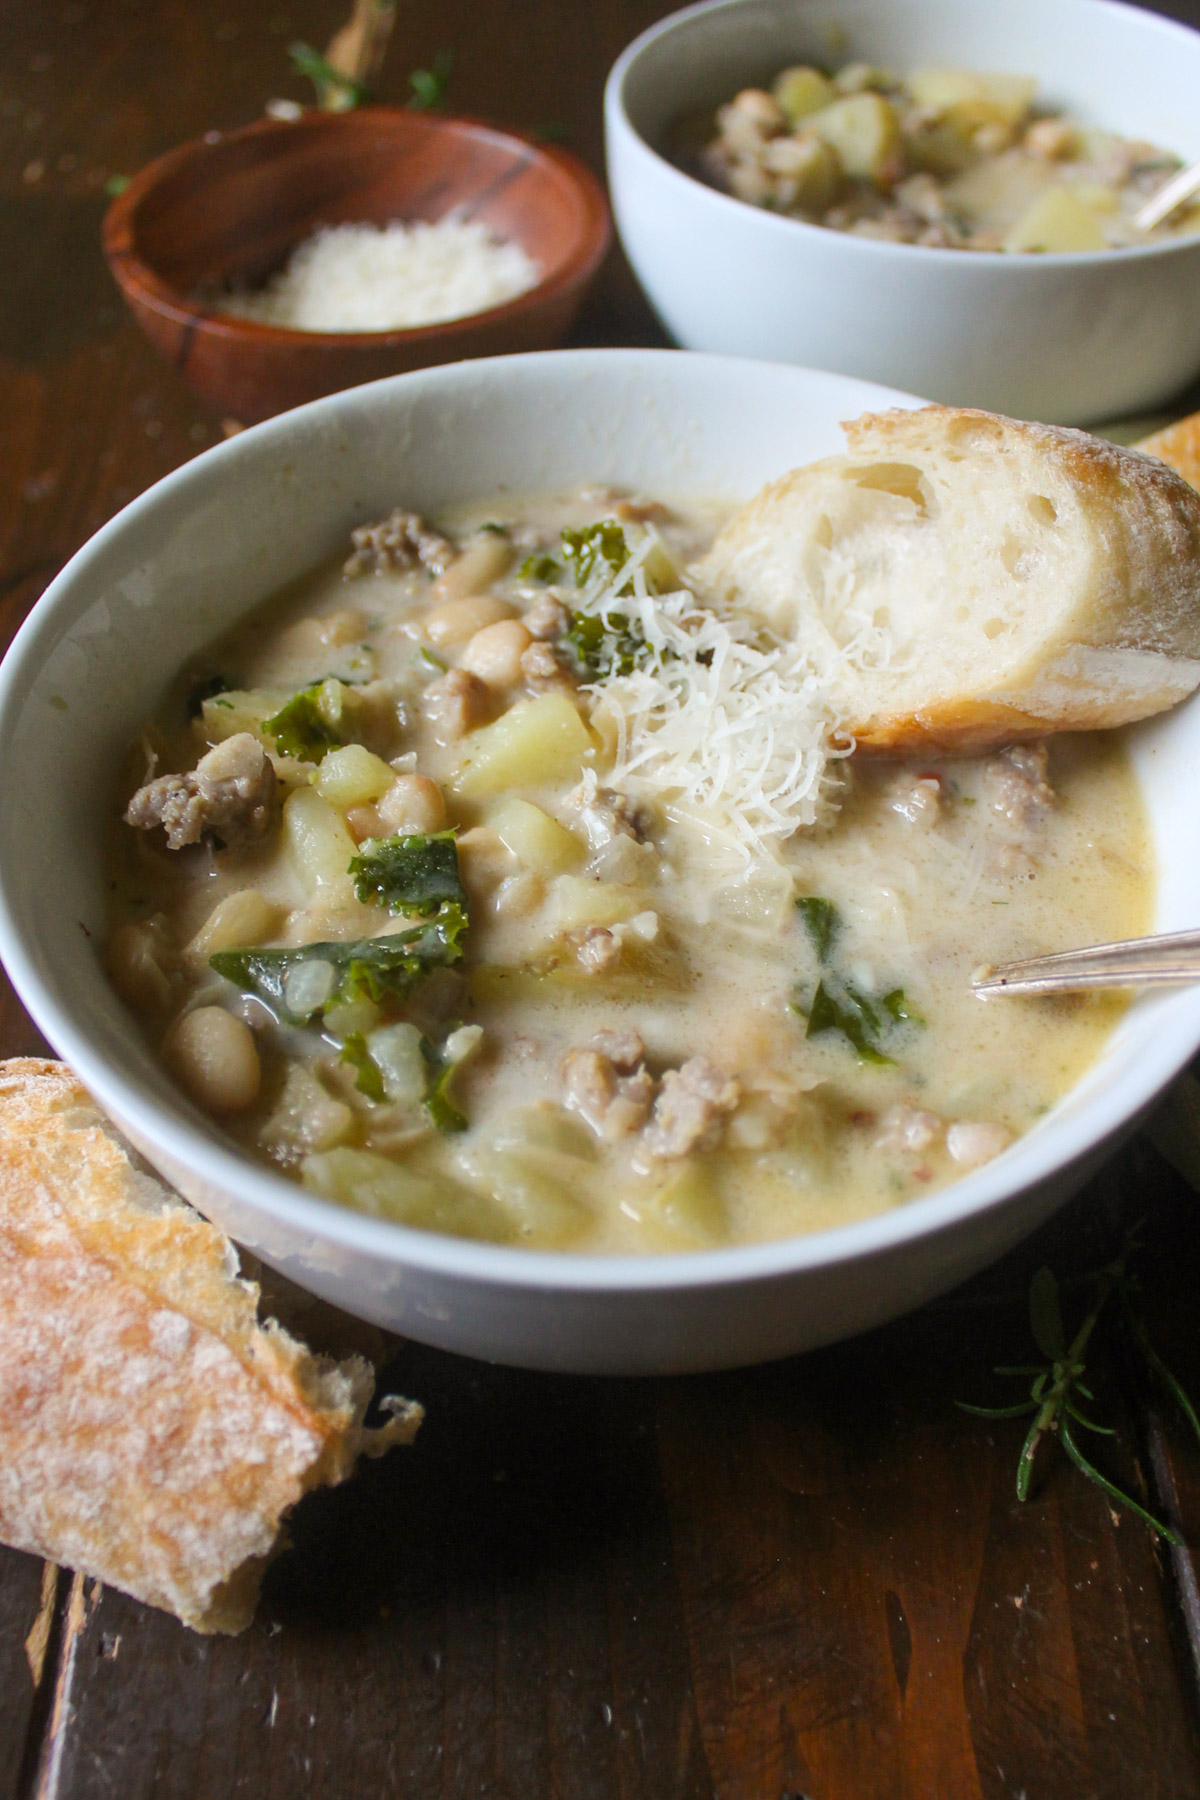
[216,215,540,332]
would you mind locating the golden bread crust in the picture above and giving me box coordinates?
[1136,411,1200,493]
[0,1060,421,1633]
[701,405,1200,754]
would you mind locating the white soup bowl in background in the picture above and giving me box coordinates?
[0,350,1196,1374]
[606,0,1200,424]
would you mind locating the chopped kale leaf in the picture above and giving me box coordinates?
[262,686,341,762]
[796,895,839,961]
[210,906,467,1024]
[421,1036,469,1133]
[349,829,467,917]
[339,1032,386,1101]
[881,988,924,1027]
[800,979,895,1066]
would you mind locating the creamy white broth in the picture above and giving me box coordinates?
[106,488,1151,1254]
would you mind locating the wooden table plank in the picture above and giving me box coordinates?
[5,3,1200,1797]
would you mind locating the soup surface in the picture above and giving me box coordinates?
[687,62,1196,251]
[108,488,1151,1253]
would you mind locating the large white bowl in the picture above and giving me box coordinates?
[606,0,1200,424]
[1,350,1198,1375]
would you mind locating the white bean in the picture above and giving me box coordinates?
[460,619,533,689]
[169,1006,261,1113]
[429,534,514,607]
[425,593,516,650]
[377,774,447,835]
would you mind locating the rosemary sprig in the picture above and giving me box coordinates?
[959,1237,1200,1542]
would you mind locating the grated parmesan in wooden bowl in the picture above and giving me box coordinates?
[217,215,541,334]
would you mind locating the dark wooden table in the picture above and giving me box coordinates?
[5,3,1200,1793]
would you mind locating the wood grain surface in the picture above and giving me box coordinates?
[4,3,1200,1796]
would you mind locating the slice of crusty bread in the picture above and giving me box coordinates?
[697,405,1200,753]
[1137,412,1200,492]
[0,1059,421,1634]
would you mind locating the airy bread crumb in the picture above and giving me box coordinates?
[0,1058,422,1634]
[698,405,1200,753]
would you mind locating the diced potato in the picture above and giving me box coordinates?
[762,131,844,210]
[282,786,358,894]
[466,1145,592,1247]
[903,115,976,179]
[549,874,644,930]
[200,688,287,744]
[1004,186,1106,252]
[314,742,396,807]
[488,1101,598,1160]
[906,68,1035,133]
[366,1021,426,1104]
[184,889,284,971]
[830,61,894,96]
[642,1161,727,1248]
[808,93,900,182]
[771,64,834,123]
[641,536,683,593]
[260,1065,354,1156]
[1071,181,1119,215]
[302,1147,515,1242]
[451,693,594,799]
[487,797,583,876]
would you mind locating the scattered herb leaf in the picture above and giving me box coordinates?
[289,40,365,109]
[349,829,467,917]
[958,1233,1200,1541]
[104,173,131,198]
[408,48,453,110]
[418,646,448,673]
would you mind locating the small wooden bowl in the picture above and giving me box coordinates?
[103,108,612,423]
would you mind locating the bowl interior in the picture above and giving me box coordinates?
[124,109,598,303]
[2,350,1199,1301]
[619,0,1200,166]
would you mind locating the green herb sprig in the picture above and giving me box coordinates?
[959,1240,1200,1542]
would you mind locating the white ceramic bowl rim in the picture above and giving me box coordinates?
[1,347,1198,1302]
[606,0,1200,268]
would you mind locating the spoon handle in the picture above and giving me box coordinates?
[972,927,1200,995]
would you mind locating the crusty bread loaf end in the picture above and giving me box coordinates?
[0,1059,422,1634]
[699,405,1200,754]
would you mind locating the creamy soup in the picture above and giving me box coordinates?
[688,62,1196,251]
[107,489,1151,1253]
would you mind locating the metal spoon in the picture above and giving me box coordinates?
[972,927,1200,997]
[1133,161,1200,233]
